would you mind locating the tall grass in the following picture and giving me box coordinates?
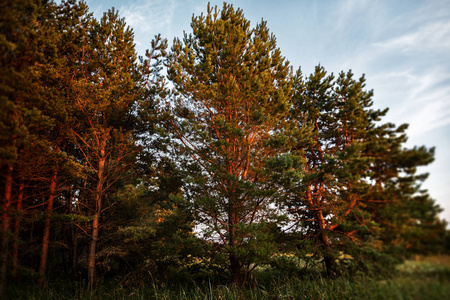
[6,255,450,299]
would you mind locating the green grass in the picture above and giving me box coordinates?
[6,255,450,299]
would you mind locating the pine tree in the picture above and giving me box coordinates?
[363,123,445,257]
[287,66,389,275]
[0,0,55,291]
[66,7,144,285]
[285,65,445,274]
[31,0,90,282]
[167,3,293,286]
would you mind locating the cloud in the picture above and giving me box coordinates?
[367,66,450,139]
[326,0,450,141]
[400,72,450,138]
[330,0,385,40]
[373,20,450,53]
[369,18,450,138]
[118,0,176,36]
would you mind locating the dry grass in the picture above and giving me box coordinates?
[397,254,450,274]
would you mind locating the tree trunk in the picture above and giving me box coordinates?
[11,179,24,279]
[71,227,78,276]
[88,152,105,285]
[88,212,100,285]
[228,209,245,287]
[0,164,13,295]
[230,253,244,287]
[316,207,337,276]
[66,187,78,276]
[38,168,58,283]
[323,254,337,277]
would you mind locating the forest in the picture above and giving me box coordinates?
[1,0,449,298]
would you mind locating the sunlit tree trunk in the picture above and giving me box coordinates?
[0,164,13,294]
[88,148,105,285]
[38,168,58,283]
[11,179,24,279]
[316,207,337,276]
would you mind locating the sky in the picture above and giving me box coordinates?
[84,0,450,223]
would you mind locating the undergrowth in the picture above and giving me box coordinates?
[5,255,450,300]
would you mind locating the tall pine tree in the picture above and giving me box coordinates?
[287,66,391,275]
[167,3,294,286]
[67,7,143,284]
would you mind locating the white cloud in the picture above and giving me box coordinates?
[119,0,176,36]
[368,67,450,139]
[373,20,450,53]
[334,0,370,29]
[327,1,450,141]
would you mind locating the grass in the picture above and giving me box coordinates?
[6,255,450,299]
[397,254,450,274]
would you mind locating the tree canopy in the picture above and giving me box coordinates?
[167,3,295,285]
[0,0,446,293]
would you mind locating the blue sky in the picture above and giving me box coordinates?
[85,0,450,223]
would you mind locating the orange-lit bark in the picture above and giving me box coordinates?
[0,164,13,294]
[38,168,58,283]
[11,179,24,279]
[88,148,105,285]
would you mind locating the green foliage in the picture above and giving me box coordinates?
[278,64,446,276]
[0,0,446,291]
[91,160,203,285]
[167,2,295,285]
